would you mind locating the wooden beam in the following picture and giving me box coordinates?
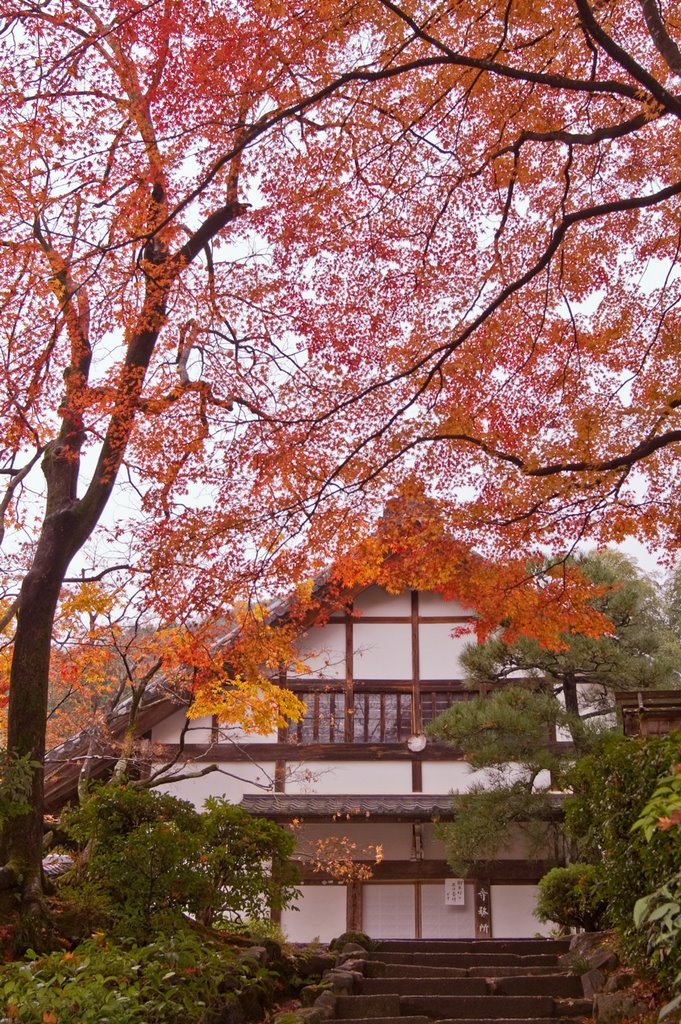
[152,737,574,762]
[337,615,475,625]
[294,859,559,883]
[151,741,469,761]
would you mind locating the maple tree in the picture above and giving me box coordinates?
[37,584,304,807]
[1,0,681,928]
[0,0,398,917]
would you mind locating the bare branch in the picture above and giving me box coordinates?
[0,446,46,546]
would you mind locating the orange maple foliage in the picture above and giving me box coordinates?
[1,0,680,903]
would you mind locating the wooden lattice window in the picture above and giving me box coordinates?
[352,692,413,743]
[287,691,347,743]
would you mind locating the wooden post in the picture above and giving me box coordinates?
[347,880,363,931]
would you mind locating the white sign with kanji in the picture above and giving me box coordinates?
[444,878,465,905]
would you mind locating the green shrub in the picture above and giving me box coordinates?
[633,872,681,1003]
[60,785,204,939]
[60,785,299,941]
[0,931,255,1024]
[196,797,299,926]
[632,753,681,1004]
[230,917,289,949]
[535,863,608,931]
[564,733,681,967]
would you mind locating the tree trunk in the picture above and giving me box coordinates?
[563,672,590,754]
[563,672,579,717]
[2,437,95,919]
[3,514,79,905]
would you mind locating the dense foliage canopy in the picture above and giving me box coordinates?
[1,0,681,911]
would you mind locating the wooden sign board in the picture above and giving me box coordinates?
[474,880,492,938]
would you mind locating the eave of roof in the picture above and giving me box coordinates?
[239,792,564,823]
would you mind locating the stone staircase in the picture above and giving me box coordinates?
[331,939,591,1024]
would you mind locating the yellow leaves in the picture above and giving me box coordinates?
[58,581,118,623]
[188,674,304,733]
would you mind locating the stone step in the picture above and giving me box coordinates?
[375,941,571,956]
[360,979,488,996]
[365,963,470,979]
[492,978,583,999]
[435,1019,586,1024]
[329,938,591,1024]
[364,962,569,979]
[330,1018,430,1024]
[399,995,556,1019]
[554,999,592,1018]
[362,953,562,969]
[357,976,582,999]
[333,1019,581,1024]
[466,967,570,979]
[336,995,401,1019]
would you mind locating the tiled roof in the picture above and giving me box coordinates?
[240,792,565,822]
[242,794,457,821]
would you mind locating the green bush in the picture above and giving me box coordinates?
[60,785,204,938]
[632,754,681,1004]
[197,797,299,926]
[0,931,275,1024]
[633,872,681,1005]
[535,863,608,931]
[564,733,681,967]
[60,785,299,940]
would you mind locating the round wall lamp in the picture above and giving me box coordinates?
[407,733,427,753]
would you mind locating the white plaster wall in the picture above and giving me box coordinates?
[421,823,450,859]
[496,829,547,859]
[155,761,276,809]
[354,585,411,616]
[419,622,476,679]
[151,711,278,746]
[421,761,474,792]
[420,822,543,861]
[151,710,213,744]
[421,882,476,938]
[281,885,347,942]
[491,884,552,938]
[285,760,413,794]
[292,623,347,679]
[292,822,413,860]
[217,723,279,744]
[363,883,416,938]
[421,762,549,794]
[418,592,474,617]
[353,622,412,679]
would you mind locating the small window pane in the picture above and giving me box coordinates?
[421,690,466,726]
[288,691,346,744]
[353,692,412,743]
